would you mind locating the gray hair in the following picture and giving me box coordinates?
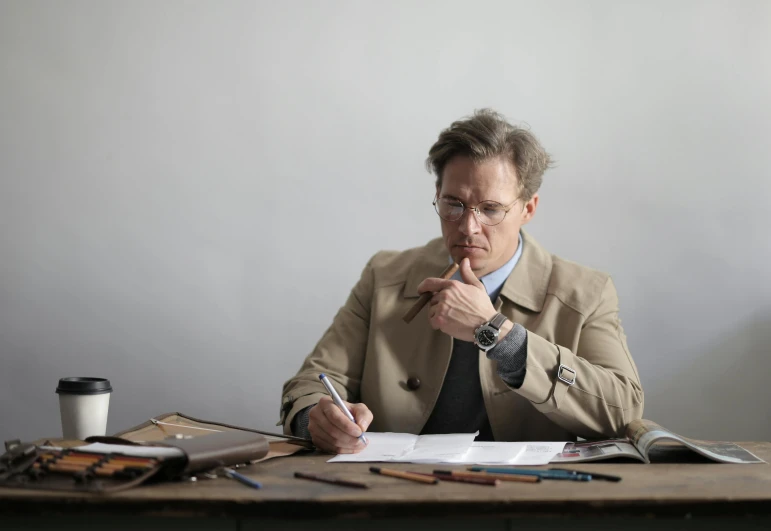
[426,109,552,201]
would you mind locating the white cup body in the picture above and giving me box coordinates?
[58,392,111,439]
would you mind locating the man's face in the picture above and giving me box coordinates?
[437,155,538,277]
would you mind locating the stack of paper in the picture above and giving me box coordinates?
[327,432,567,465]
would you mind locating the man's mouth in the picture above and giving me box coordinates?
[454,244,485,252]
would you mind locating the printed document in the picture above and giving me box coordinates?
[328,432,567,465]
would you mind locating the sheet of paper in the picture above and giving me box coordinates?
[406,433,480,463]
[443,441,527,465]
[328,432,418,463]
[328,432,477,463]
[327,433,567,465]
[513,442,568,465]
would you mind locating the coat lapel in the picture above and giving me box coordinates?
[498,230,552,313]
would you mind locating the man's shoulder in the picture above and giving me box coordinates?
[545,252,612,316]
[366,237,445,289]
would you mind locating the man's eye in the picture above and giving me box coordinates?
[483,207,502,215]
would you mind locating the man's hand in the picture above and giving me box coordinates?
[308,396,373,454]
[419,257,496,342]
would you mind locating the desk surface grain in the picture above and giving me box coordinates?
[1,442,770,519]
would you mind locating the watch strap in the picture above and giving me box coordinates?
[489,312,507,330]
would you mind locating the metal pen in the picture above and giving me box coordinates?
[223,468,262,490]
[469,467,592,481]
[549,468,621,482]
[318,373,368,445]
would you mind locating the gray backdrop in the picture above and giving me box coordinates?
[1,0,770,443]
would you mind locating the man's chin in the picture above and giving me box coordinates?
[451,246,487,267]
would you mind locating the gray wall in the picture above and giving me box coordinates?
[1,0,770,443]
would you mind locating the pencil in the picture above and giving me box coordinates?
[402,262,459,323]
[43,454,154,469]
[44,451,157,465]
[370,466,439,484]
[34,462,145,479]
[294,471,369,489]
[434,469,541,483]
[34,463,87,474]
[408,470,500,486]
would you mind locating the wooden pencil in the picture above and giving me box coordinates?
[43,454,154,469]
[294,471,369,489]
[434,469,541,483]
[370,466,439,484]
[408,470,500,486]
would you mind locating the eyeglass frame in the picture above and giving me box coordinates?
[432,195,521,226]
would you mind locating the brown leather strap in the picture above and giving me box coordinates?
[490,312,507,330]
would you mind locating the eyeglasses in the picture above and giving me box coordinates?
[433,196,519,226]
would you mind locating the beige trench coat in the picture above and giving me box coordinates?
[280,231,643,441]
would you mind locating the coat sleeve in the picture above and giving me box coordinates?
[278,257,375,435]
[515,277,644,438]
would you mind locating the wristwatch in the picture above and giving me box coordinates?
[474,313,508,351]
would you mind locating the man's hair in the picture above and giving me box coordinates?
[426,109,552,201]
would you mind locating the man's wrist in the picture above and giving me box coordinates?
[473,312,510,349]
[497,319,514,341]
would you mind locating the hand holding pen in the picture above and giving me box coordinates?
[308,374,372,454]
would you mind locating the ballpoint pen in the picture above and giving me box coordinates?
[468,467,592,481]
[549,468,621,482]
[319,374,368,445]
[223,467,262,490]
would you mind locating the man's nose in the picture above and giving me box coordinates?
[458,207,481,235]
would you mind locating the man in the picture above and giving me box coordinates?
[279,109,643,454]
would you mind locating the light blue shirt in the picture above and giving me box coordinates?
[450,233,523,301]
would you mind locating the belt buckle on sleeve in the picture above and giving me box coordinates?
[557,364,576,386]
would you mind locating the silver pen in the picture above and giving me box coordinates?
[318,373,368,445]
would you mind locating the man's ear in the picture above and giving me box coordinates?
[521,193,539,225]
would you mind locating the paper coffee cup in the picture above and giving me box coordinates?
[56,377,113,440]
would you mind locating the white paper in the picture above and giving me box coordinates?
[328,432,477,463]
[327,433,567,465]
[442,441,527,464]
[514,442,568,465]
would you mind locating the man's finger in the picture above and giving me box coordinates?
[321,399,364,438]
[310,401,361,444]
[417,278,454,294]
[459,257,484,287]
[311,425,358,454]
[349,403,373,432]
[312,417,361,450]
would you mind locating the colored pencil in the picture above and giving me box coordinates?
[434,469,541,483]
[370,467,439,484]
[408,470,499,486]
[294,471,369,489]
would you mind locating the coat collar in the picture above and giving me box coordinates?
[403,230,552,312]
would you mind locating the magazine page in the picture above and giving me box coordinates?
[550,439,646,463]
[627,419,765,464]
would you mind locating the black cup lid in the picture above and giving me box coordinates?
[56,377,113,395]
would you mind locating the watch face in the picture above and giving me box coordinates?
[478,328,496,347]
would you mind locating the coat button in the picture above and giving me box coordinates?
[407,377,421,390]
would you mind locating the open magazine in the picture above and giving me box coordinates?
[551,419,765,464]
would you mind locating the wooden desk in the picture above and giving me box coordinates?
[1,442,770,530]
